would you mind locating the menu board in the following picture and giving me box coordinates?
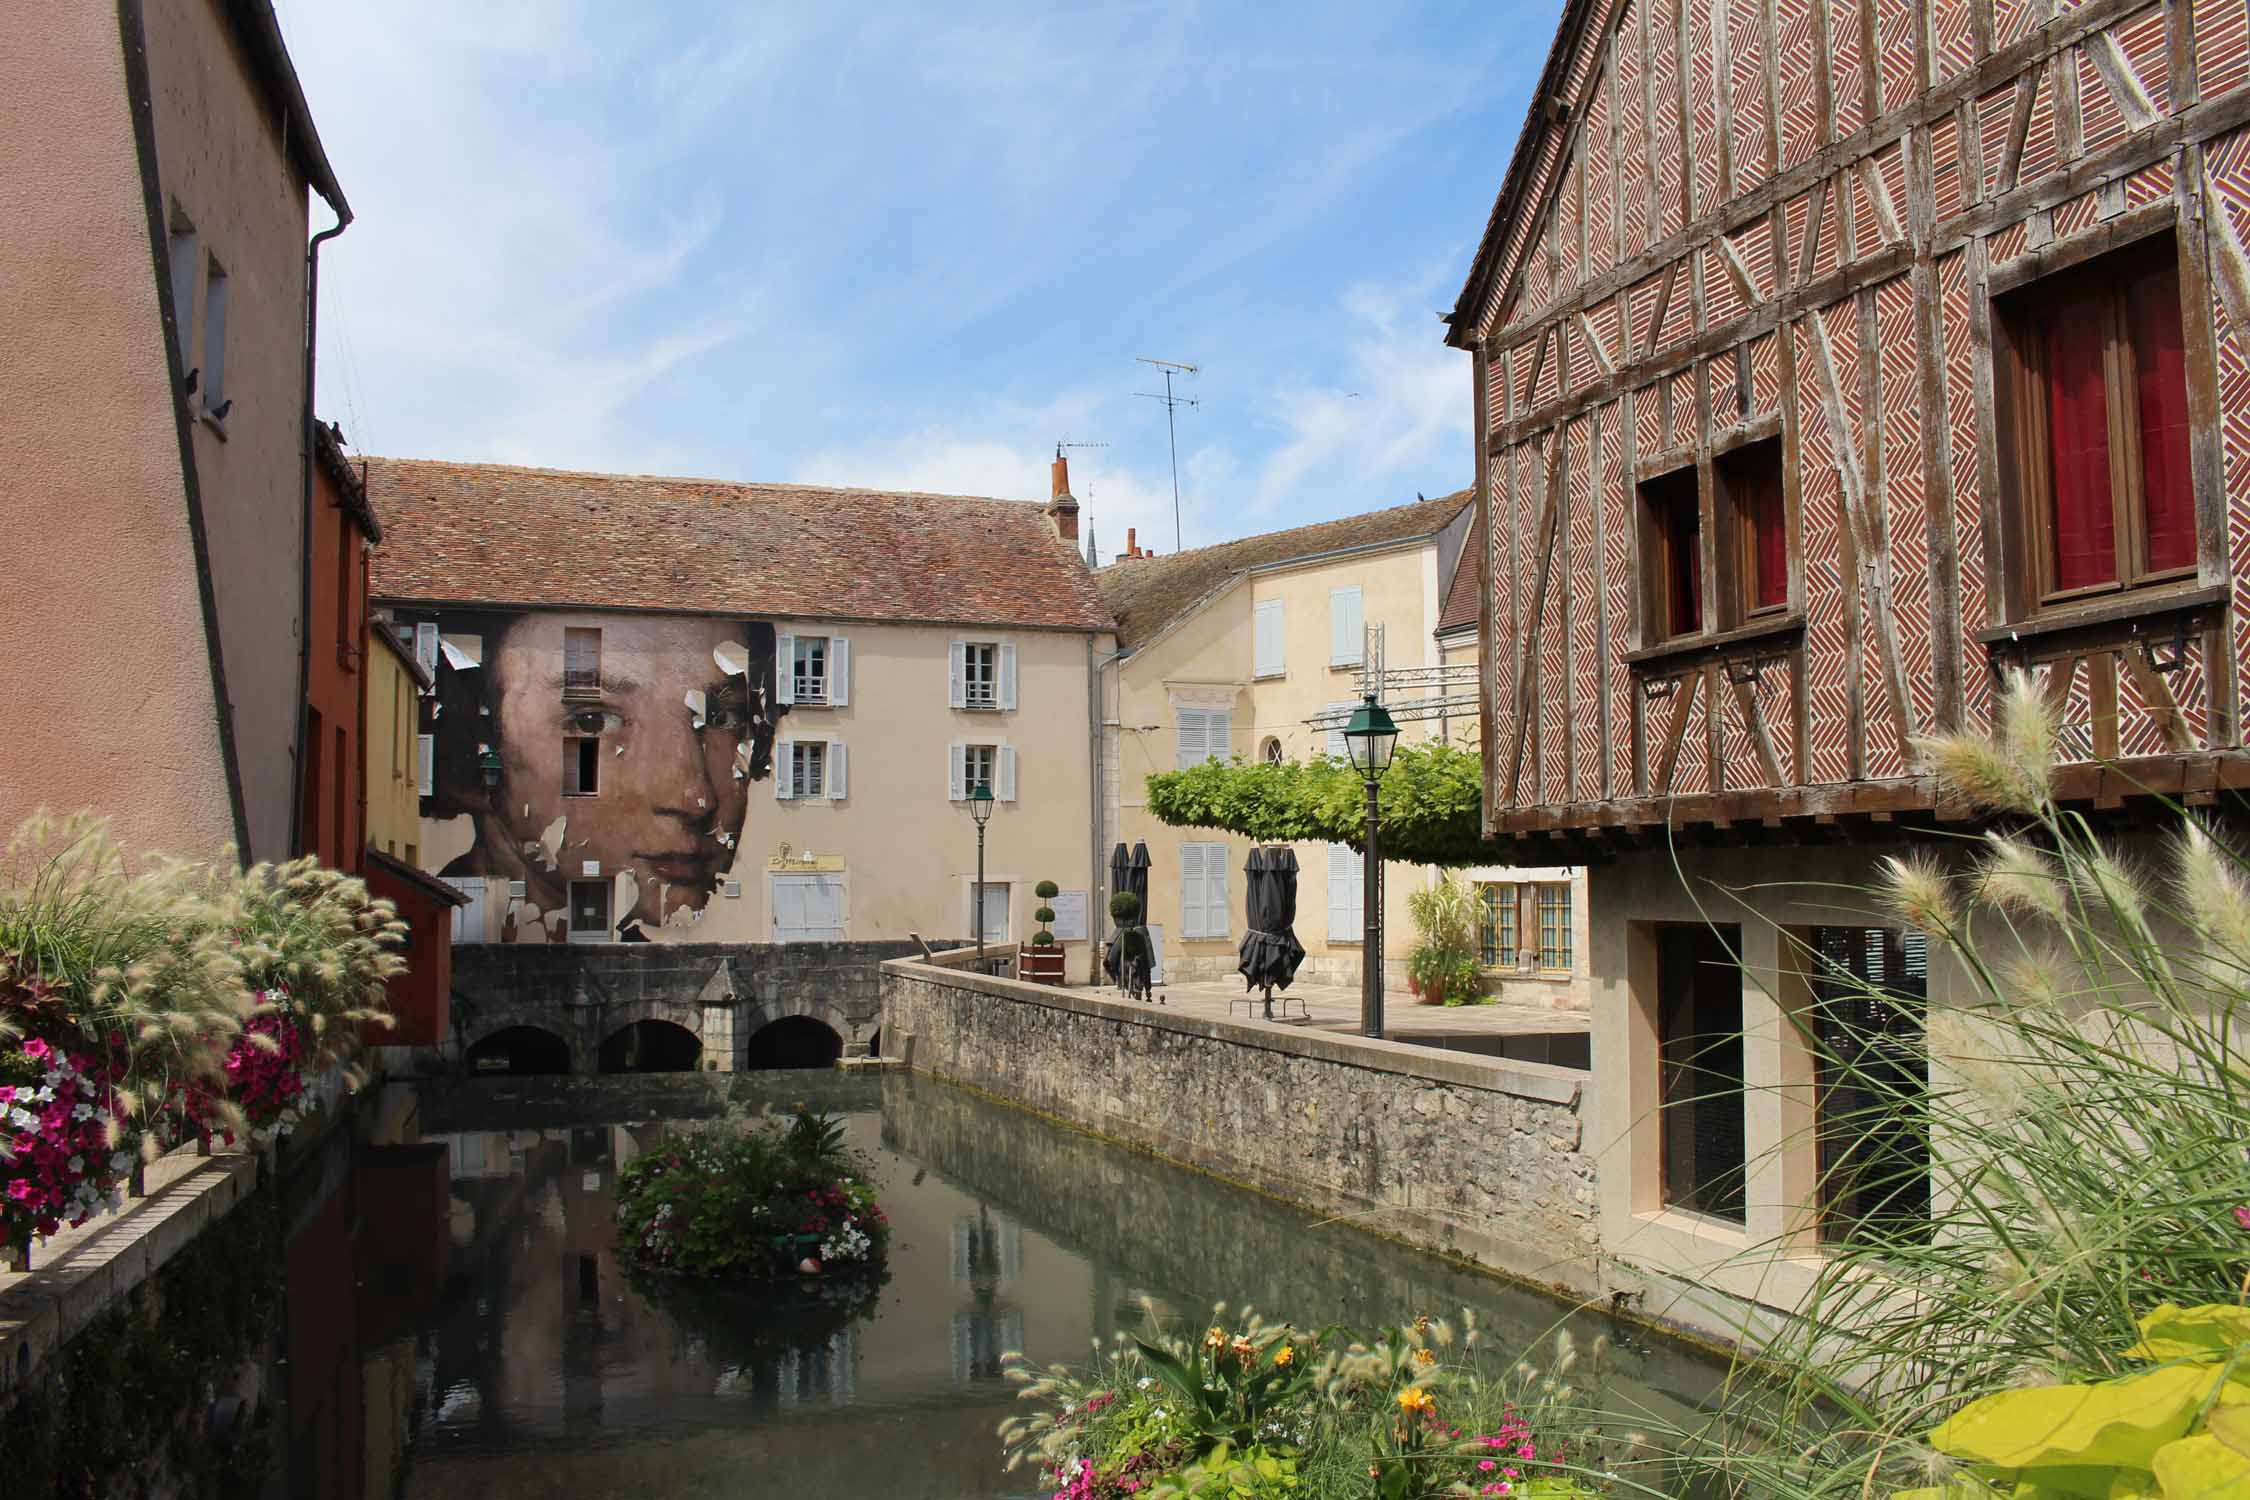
[1049,890,1089,943]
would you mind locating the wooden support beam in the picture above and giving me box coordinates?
[1654,669,1702,791]
[1505,433,1572,802]
[2085,28,2159,131]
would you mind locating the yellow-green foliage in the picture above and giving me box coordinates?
[1894,1303,2250,1500]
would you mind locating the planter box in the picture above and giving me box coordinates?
[1019,945,1067,985]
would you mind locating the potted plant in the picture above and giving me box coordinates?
[1404,873,1484,1006]
[1020,879,1066,984]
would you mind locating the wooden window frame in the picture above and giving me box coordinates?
[1993,227,2200,620]
[962,642,1000,708]
[792,634,830,705]
[1713,436,1792,630]
[562,627,603,700]
[791,739,826,799]
[1475,881,1571,974]
[1536,882,1572,972]
[562,735,600,797]
[1637,464,1705,647]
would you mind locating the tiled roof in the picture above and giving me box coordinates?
[1436,510,1482,636]
[1097,489,1471,648]
[365,459,1114,632]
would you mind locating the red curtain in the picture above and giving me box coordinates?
[2129,261,2194,574]
[2044,312,2115,591]
[1752,468,1787,610]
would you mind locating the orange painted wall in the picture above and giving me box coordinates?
[302,452,370,872]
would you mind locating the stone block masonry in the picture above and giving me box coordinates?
[880,960,1603,1292]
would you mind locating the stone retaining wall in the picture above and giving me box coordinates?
[879,960,1603,1290]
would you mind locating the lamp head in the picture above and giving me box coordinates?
[967,780,996,827]
[477,746,503,790]
[1342,694,1399,780]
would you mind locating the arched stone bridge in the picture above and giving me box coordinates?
[446,941,922,1075]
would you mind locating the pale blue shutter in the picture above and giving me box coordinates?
[1329,587,1364,666]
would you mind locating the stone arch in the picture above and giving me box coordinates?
[742,1013,843,1071]
[590,997,715,1073]
[463,1024,573,1076]
[598,1018,703,1073]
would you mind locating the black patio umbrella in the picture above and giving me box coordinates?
[1237,846,1306,1019]
[1128,842,1151,914]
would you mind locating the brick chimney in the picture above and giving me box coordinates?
[1044,446,1080,543]
[1118,527,1155,561]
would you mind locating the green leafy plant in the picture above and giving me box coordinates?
[1404,874,1483,1006]
[1033,879,1061,946]
[1111,891,1143,923]
[614,1107,887,1278]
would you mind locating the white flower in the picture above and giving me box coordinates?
[1137,1376,1153,1390]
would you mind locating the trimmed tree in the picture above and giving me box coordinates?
[1142,741,1490,867]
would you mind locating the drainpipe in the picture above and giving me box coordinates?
[287,204,352,862]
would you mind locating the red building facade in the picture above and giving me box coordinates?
[300,422,378,872]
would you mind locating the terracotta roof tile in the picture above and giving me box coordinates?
[1436,509,1483,636]
[1096,489,1472,648]
[365,458,1114,632]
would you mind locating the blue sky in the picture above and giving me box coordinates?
[279,1,1550,559]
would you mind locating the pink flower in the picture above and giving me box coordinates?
[2233,1205,2250,1231]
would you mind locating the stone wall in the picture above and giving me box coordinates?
[879,960,1602,1291]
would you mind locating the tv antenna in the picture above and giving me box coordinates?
[1135,357,1198,551]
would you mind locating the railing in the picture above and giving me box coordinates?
[561,667,602,700]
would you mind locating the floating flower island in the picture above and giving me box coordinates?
[614,1108,891,1281]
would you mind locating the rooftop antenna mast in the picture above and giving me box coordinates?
[1135,357,1198,551]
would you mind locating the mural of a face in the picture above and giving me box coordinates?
[427,613,781,935]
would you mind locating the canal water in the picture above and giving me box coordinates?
[387,1070,1729,1499]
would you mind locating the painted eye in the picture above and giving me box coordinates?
[565,709,622,736]
[704,703,749,732]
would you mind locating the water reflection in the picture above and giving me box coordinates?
[385,1072,1727,1499]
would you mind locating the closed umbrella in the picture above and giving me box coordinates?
[1237,846,1307,1019]
[1128,842,1151,915]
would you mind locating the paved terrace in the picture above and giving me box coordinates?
[1073,976,1591,1068]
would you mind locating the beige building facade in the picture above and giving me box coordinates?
[0,0,347,864]
[1097,494,1470,987]
[369,460,1113,976]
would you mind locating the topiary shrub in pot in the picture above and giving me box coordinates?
[1021,878,1066,984]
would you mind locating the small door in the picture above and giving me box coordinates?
[444,876,487,943]
[567,880,612,944]
[773,874,845,941]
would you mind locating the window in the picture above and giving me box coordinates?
[964,743,996,794]
[165,206,198,337]
[2000,235,2195,607]
[1656,923,1746,1222]
[200,255,229,420]
[1329,587,1365,667]
[964,643,999,707]
[1477,885,1518,967]
[1254,599,1286,678]
[1538,883,1571,970]
[1716,438,1788,623]
[563,736,599,796]
[563,628,602,698]
[1640,467,1703,643]
[1808,926,1931,1244]
[1179,842,1230,939]
[413,622,439,680]
[416,733,434,796]
[793,635,828,703]
[1175,707,1230,768]
[1260,736,1284,765]
[791,739,826,798]
[1324,700,1355,759]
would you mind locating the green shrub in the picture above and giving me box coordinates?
[1036,879,1062,900]
[1404,874,1482,1005]
[1111,891,1143,923]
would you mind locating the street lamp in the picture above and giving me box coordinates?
[1342,694,1400,1039]
[477,746,503,790]
[968,780,996,965]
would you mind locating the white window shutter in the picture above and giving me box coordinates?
[775,739,794,799]
[997,745,1018,802]
[1210,709,1230,763]
[1330,587,1364,666]
[1209,848,1229,938]
[948,640,967,708]
[1175,709,1202,769]
[1328,842,1362,940]
[776,632,796,705]
[416,734,434,796]
[948,742,966,801]
[827,740,848,800]
[1254,600,1284,678]
[829,635,850,706]
[414,622,439,679]
[998,642,1018,710]
[1179,847,1204,938]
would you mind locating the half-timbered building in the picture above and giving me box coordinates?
[1448,0,2250,1327]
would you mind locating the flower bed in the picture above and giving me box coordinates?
[0,815,404,1262]
[613,1107,890,1279]
[1002,1306,1619,1500]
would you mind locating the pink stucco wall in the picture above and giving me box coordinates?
[0,4,239,863]
[143,0,314,865]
